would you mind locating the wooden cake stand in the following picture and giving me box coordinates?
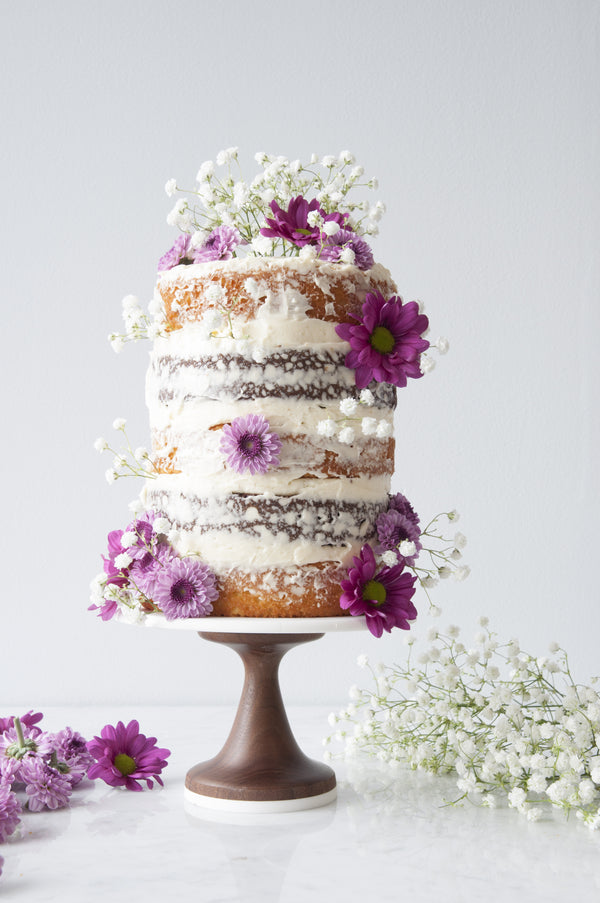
[143,614,367,812]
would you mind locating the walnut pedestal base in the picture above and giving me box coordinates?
[185,632,336,812]
[139,613,367,813]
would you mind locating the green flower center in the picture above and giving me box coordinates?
[370,326,395,354]
[362,579,387,606]
[114,753,136,776]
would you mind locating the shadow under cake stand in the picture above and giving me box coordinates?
[143,614,367,812]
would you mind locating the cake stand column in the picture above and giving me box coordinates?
[185,632,336,812]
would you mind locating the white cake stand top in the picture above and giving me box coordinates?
[139,613,367,634]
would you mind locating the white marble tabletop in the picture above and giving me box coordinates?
[1,705,599,902]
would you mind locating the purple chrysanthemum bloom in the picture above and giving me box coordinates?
[131,541,177,599]
[219,413,282,475]
[335,292,430,389]
[193,225,241,262]
[389,492,421,531]
[0,711,43,736]
[339,544,418,638]
[152,557,218,620]
[19,757,72,812]
[122,513,156,566]
[0,783,21,843]
[375,508,422,565]
[87,720,171,791]
[320,229,374,271]
[50,728,94,787]
[157,234,193,271]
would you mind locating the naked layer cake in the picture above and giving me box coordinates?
[91,151,438,636]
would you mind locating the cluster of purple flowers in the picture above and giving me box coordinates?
[0,712,170,872]
[0,711,93,841]
[260,195,374,270]
[158,225,241,271]
[89,510,219,621]
[335,291,430,390]
[340,493,422,637]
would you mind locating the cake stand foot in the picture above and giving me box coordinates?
[185,632,336,812]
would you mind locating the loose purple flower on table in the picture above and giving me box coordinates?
[219,413,282,475]
[152,557,218,620]
[19,757,73,812]
[87,720,170,791]
[340,544,418,638]
[0,711,43,736]
[193,225,241,262]
[157,233,193,271]
[0,783,21,843]
[50,728,95,787]
[320,229,374,271]
[335,292,430,389]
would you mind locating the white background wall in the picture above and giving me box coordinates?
[1,0,598,708]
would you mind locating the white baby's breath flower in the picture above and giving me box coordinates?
[153,517,170,534]
[453,565,471,581]
[357,654,369,669]
[339,397,358,416]
[109,334,125,353]
[376,421,393,439]
[361,417,378,436]
[114,552,133,569]
[216,147,238,166]
[317,419,337,438]
[196,160,215,181]
[105,468,117,484]
[322,220,340,236]
[120,531,137,548]
[338,427,355,445]
[94,437,108,452]
[435,336,450,354]
[420,353,435,374]
[112,418,126,431]
[134,447,149,462]
[340,247,356,265]
[359,388,375,406]
[399,540,416,557]
[164,178,177,197]
[453,532,467,550]
[382,551,399,567]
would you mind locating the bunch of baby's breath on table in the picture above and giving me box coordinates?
[325,619,600,830]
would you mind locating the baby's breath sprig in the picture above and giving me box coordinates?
[165,150,384,256]
[410,512,470,605]
[108,293,167,352]
[325,621,600,830]
[95,419,157,484]
[317,389,393,445]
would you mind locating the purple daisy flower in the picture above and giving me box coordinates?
[219,413,282,475]
[157,234,193,271]
[320,229,374,271]
[260,195,322,246]
[0,783,21,843]
[375,508,422,564]
[339,544,418,638]
[19,757,72,812]
[335,292,430,389]
[193,225,241,262]
[50,728,94,787]
[152,557,218,620]
[87,720,171,791]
